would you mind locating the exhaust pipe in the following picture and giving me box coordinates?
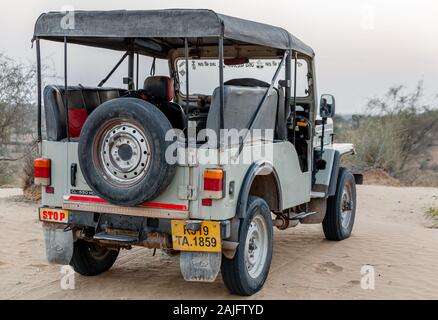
[273,214,299,230]
[137,232,172,249]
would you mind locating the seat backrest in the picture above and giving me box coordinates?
[224,78,269,88]
[275,87,287,140]
[143,76,187,130]
[43,85,126,141]
[144,76,174,102]
[206,85,278,145]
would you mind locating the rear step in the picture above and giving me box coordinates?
[93,232,139,243]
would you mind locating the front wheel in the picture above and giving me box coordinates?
[323,167,357,241]
[70,239,119,276]
[221,196,273,296]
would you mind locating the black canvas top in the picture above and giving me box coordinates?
[34,9,314,57]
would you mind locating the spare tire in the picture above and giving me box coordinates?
[78,98,177,206]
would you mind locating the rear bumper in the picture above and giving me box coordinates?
[62,197,189,220]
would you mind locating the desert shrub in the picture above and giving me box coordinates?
[0,52,38,186]
[21,144,38,189]
[0,146,15,185]
[424,206,438,229]
[336,82,438,179]
[21,145,41,201]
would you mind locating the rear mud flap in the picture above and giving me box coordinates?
[43,225,74,265]
[180,251,221,282]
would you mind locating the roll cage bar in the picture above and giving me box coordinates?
[33,10,312,147]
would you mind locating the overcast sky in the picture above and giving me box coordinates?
[1,0,437,114]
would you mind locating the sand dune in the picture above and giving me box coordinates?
[0,185,437,299]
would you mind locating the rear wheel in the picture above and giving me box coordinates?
[323,167,357,241]
[70,239,119,276]
[221,196,273,296]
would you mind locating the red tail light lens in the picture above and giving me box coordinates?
[204,178,223,191]
[34,158,51,186]
[203,169,224,199]
[201,198,213,206]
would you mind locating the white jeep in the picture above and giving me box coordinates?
[33,9,360,296]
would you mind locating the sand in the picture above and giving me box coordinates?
[0,185,437,300]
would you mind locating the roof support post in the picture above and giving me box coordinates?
[292,51,298,145]
[128,50,135,90]
[64,36,70,141]
[36,38,42,143]
[284,49,292,141]
[218,36,225,133]
[98,51,129,87]
[136,53,139,90]
[184,38,190,128]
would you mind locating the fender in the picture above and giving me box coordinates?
[236,160,282,219]
[326,146,362,197]
[327,150,341,197]
[224,161,282,259]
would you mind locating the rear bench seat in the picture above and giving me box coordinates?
[44,85,126,141]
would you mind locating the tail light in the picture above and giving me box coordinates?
[34,158,51,186]
[203,168,224,199]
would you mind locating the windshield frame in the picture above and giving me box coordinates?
[170,45,288,100]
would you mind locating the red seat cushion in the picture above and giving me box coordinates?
[67,108,88,137]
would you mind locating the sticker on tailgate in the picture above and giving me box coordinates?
[39,208,69,224]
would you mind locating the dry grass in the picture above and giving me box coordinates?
[335,83,438,187]
[21,150,41,202]
[424,205,438,228]
[425,206,438,218]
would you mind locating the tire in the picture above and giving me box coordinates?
[323,167,357,241]
[221,196,273,296]
[78,98,176,206]
[70,239,119,276]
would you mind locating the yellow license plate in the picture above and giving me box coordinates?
[171,220,221,253]
[39,208,69,223]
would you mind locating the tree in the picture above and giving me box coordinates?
[0,53,38,185]
[0,53,37,143]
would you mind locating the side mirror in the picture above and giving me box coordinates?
[319,94,336,118]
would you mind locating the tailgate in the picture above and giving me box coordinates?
[41,141,191,216]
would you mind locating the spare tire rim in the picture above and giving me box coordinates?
[244,213,268,279]
[94,119,151,187]
[340,182,353,229]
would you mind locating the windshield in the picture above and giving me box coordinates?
[176,58,309,96]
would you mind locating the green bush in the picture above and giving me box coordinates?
[336,82,438,180]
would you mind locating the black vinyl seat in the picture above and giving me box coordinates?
[143,76,186,131]
[224,78,269,88]
[206,78,286,144]
[206,85,279,146]
[43,85,126,141]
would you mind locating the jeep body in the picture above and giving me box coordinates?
[33,9,359,295]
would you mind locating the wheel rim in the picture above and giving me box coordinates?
[93,119,151,187]
[87,243,111,261]
[244,213,269,279]
[340,182,354,229]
